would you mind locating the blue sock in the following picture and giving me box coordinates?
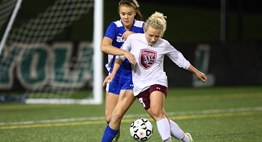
[101,125,119,142]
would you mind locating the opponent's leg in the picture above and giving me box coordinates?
[104,76,121,124]
[105,92,119,123]
[102,90,135,142]
[110,90,135,129]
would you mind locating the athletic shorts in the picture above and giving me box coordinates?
[107,75,133,95]
[136,84,167,110]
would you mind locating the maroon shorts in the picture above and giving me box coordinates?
[136,84,167,110]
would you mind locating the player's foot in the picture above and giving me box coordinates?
[185,133,194,142]
[112,131,120,142]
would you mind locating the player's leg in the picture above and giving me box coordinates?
[104,76,121,123]
[150,93,171,141]
[105,91,118,123]
[146,108,186,140]
[110,89,135,129]
[102,83,121,141]
[110,76,135,129]
[160,109,185,140]
[149,94,193,142]
[137,85,193,142]
[102,77,135,142]
[149,91,166,120]
[166,110,194,142]
[145,100,193,142]
[137,84,171,141]
[147,85,171,141]
[102,84,120,142]
[102,89,135,142]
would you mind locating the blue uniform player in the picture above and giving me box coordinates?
[100,0,144,141]
[104,19,144,96]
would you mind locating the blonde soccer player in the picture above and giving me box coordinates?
[103,11,207,142]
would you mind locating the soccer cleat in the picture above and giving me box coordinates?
[112,131,120,142]
[185,133,194,142]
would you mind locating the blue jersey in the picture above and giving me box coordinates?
[104,19,144,78]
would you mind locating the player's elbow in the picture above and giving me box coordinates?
[100,45,108,53]
[100,45,105,52]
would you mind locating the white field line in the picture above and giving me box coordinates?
[0,107,261,126]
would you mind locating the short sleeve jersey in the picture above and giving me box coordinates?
[104,20,144,77]
[119,33,191,96]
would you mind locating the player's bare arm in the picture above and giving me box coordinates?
[188,65,207,82]
[122,30,135,40]
[100,37,128,55]
[123,52,136,65]
[102,59,123,86]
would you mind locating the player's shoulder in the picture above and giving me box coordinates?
[128,33,144,39]
[154,38,176,49]
[157,38,171,46]
[133,20,144,28]
[111,20,123,27]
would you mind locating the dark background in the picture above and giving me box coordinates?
[139,0,262,12]
[0,0,261,90]
[5,0,261,43]
[102,0,262,87]
[104,0,262,43]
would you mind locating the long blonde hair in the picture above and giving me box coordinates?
[144,11,167,37]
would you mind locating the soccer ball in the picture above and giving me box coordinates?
[130,118,153,141]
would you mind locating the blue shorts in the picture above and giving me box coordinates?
[108,75,133,95]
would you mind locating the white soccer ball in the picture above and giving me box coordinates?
[130,118,153,141]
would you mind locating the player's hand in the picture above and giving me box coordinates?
[122,31,134,40]
[124,51,136,65]
[102,74,115,86]
[196,72,207,83]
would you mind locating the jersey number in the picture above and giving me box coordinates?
[138,98,146,108]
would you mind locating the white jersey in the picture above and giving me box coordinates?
[119,33,191,96]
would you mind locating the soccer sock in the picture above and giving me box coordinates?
[169,120,185,140]
[156,118,171,141]
[163,137,172,142]
[101,125,119,142]
[181,133,190,142]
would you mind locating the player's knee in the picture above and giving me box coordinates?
[150,107,163,118]
[105,119,111,124]
[112,110,124,121]
[105,112,111,123]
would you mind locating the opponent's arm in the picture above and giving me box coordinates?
[100,37,136,64]
[122,31,135,40]
[100,37,128,55]
[102,58,123,86]
[111,59,123,76]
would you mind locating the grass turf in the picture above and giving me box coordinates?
[0,86,261,141]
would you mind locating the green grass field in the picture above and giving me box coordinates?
[0,86,261,142]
